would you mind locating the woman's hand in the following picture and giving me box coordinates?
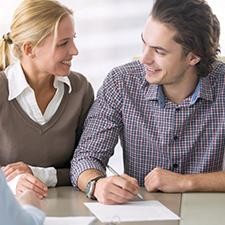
[16,173,48,199]
[2,162,33,181]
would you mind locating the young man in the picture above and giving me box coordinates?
[0,170,45,225]
[71,0,225,204]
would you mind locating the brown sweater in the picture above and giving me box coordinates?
[0,71,94,186]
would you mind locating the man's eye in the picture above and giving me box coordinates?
[155,49,166,55]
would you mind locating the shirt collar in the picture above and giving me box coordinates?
[143,85,166,108]
[196,75,213,102]
[188,75,213,105]
[5,61,29,101]
[53,76,72,94]
[5,61,72,101]
[141,72,213,108]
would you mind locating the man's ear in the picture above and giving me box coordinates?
[21,41,34,57]
[187,52,201,66]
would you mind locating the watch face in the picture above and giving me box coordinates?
[84,176,105,199]
[85,180,95,199]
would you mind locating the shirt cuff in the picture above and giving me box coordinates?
[29,166,57,187]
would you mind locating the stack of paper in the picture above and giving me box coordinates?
[84,200,180,223]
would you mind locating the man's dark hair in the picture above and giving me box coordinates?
[151,0,220,77]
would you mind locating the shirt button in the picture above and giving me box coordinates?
[173,163,179,169]
[173,135,178,141]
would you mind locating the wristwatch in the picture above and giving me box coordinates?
[84,175,105,199]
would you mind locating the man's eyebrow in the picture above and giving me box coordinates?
[141,33,147,44]
[141,33,169,53]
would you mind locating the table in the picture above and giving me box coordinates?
[43,187,225,225]
[180,193,225,225]
[43,187,181,225]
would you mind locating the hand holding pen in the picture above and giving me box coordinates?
[93,165,144,204]
[106,165,144,200]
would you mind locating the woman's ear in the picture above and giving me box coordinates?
[21,41,34,58]
[187,52,201,66]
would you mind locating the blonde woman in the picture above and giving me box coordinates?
[0,0,94,199]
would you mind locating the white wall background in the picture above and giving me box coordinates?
[1,0,224,173]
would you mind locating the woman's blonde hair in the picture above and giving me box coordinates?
[0,0,73,71]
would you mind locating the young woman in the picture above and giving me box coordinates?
[0,0,94,198]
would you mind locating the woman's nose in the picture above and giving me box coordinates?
[70,42,79,56]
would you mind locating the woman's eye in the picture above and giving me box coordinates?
[59,41,68,46]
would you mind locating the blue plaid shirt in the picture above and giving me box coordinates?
[70,60,225,187]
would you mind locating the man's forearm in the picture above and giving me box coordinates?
[185,171,225,192]
[144,168,225,192]
[78,169,105,191]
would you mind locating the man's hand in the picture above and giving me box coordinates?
[2,162,33,181]
[16,173,48,199]
[144,167,189,192]
[94,174,140,204]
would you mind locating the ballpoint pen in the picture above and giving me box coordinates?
[106,165,144,200]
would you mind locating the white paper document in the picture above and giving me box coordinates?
[44,216,96,225]
[84,200,180,223]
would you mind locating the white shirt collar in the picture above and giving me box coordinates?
[53,75,72,94]
[4,61,72,101]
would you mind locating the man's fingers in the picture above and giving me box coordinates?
[121,174,139,186]
[111,181,136,199]
[114,175,139,194]
[95,175,139,204]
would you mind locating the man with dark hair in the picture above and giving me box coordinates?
[71,0,225,204]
